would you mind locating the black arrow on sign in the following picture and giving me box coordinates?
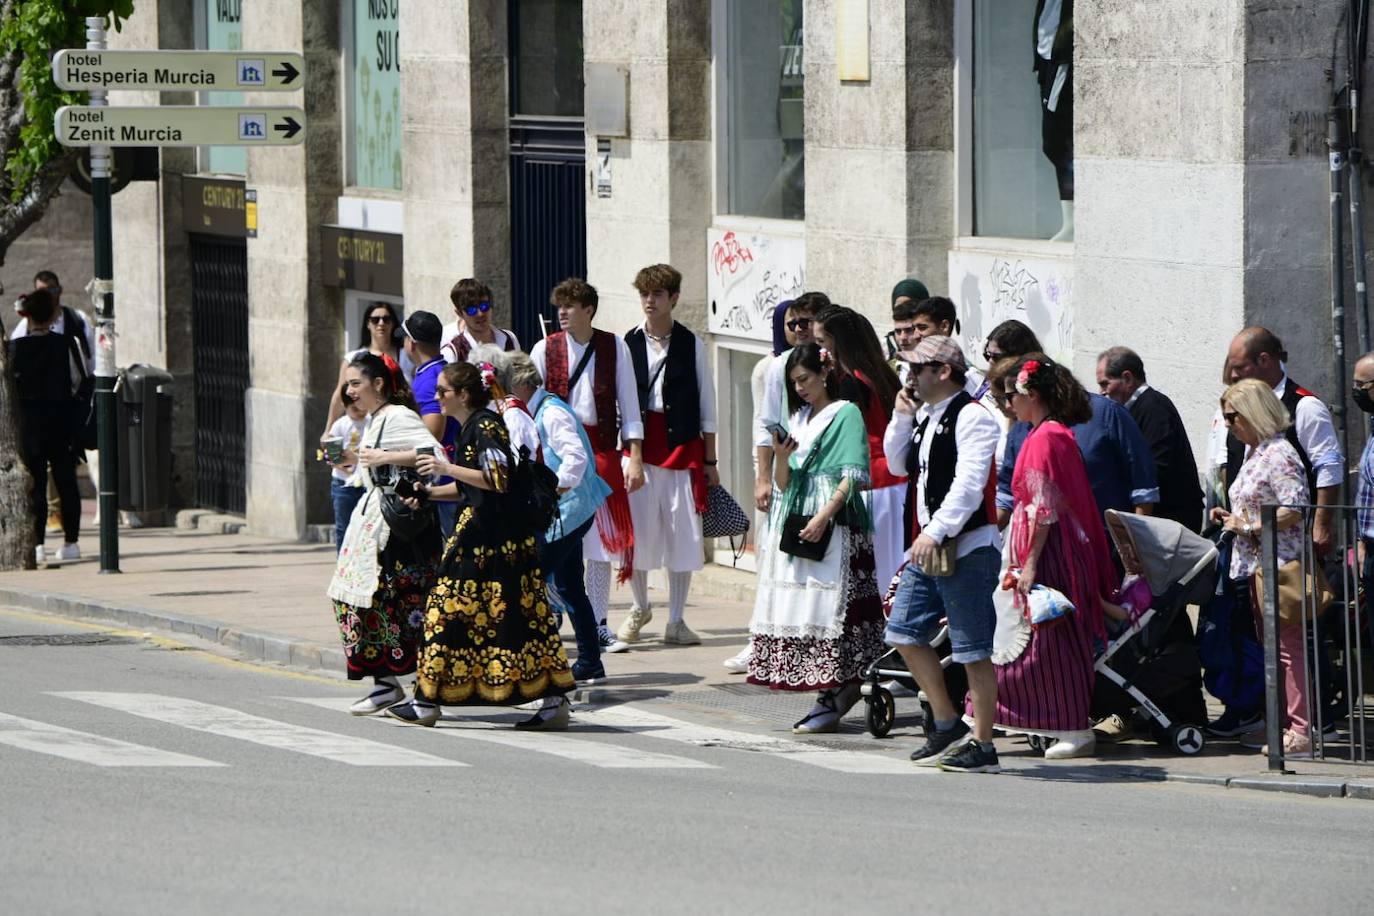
[273,116,301,140]
[271,62,299,85]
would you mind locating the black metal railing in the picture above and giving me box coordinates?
[189,235,249,515]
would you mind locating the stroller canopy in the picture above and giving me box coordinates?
[1104,510,1218,596]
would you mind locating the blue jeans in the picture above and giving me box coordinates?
[331,477,364,554]
[885,544,999,664]
[436,501,458,539]
[540,516,599,667]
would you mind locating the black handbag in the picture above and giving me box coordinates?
[370,416,437,542]
[778,512,833,561]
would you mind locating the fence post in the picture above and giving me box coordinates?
[1260,504,1287,772]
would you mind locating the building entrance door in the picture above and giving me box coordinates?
[508,0,586,348]
[188,234,249,515]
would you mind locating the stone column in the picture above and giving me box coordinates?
[805,0,955,320]
[400,0,511,329]
[582,0,713,331]
[241,0,344,538]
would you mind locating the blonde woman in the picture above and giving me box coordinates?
[1209,378,1313,757]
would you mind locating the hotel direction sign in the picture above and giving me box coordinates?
[56,105,305,148]
[53,50,303,92]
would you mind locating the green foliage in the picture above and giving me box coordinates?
[0,0,133,200]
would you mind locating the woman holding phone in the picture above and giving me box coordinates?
[385,361,576,729]
[747,343,885,733]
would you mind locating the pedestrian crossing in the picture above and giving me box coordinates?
[0,692,930,775]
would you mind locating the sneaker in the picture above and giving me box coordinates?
[1092,713,1134,744]
[662,620,702,646]
[57,542,80,561]
[722,646,751,673]
[515,696,570,731]
[597,625,629,654]
[1043,729,1096,759]
[45,511,62,534]
[571,658,606,685]
[1238,726,1268,749]
[1261,730,1314,759]
[938,740,1002,774]
[383,699,440,727]
[350,682,406,716]
[1206,708,1262,738]
[34,544,46,565]
[617,606,653,643]
[909,719,972,766]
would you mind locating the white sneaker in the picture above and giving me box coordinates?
[1044,730,1096,760]
[616,606,653,643]
[57,543,80,561]
[722,646,751,673]
[597,624,630,654]
[663,620,702,646]
[349,682,406,716]
[34,544,46,565]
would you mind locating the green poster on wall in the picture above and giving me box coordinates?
[353,0,402,190]
[204,0,246,174]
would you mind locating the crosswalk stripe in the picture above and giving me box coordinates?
[577,706,925,775]
[283,696,717,770]
[0,711,223,768]
[52,693,463,767]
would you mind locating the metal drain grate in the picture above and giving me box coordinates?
[0,633,140,647]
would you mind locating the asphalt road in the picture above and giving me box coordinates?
[0,607,1369,916]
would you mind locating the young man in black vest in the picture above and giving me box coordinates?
[617,264,719,647]
[882,336,1002,772]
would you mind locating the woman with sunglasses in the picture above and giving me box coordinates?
[441,278,521,363]
[327,352,442,716]
[320,301,414,446]
[1209,378,1314,758]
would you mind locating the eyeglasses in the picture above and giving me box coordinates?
[1223,411,1241,426]
[786,318,812,332]
[464,301,493,317]
[434,385,453,397]
[913,361,944,375]
[1355,379,1374,392]
[982,348,1004,363]
[368,314,393,325]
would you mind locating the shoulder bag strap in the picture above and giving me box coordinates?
[565,340,597,394]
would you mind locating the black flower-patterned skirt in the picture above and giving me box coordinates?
[332,537,438,680]
[415,507,574,705]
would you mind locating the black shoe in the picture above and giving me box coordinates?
[384,700,440,727]
[571,659,606,685]
[909,719,972,766]
[938,740,1002,774]
[1206,708,1261,738]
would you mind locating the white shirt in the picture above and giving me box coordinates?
[529,332,646,443]
[885,391,1001,558]
[502,400,541,463]
[327,413,369,482]
[754,350,789,447]
[440,324,521,364]
[1205,374,1343,489]
[530,389,589,490]
[638,323,717,434]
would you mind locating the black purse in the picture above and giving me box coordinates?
[370,416,438,542]
[778,512,833,561]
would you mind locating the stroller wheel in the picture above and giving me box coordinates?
[1166,724,1206,756]
[1027,734,1052,755]
[919,700,934,737]
[866,689,895,738]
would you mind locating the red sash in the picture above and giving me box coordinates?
[636,411,707,514]
[585,423,635,581]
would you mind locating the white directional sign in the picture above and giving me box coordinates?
[55,105,306,148]
[53,50,304,91]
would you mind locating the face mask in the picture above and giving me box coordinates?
[1354,386,1374,414]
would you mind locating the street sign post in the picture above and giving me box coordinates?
[53,50,303,92]
[55,105,305,148]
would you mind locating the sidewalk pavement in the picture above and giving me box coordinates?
[1,523,1371,802]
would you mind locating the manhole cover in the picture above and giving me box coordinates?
[0,633,139,647]
[149,590,251,597]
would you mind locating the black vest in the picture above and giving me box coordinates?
[911,390,994,539]
[626,322,701,448]
[1225,379,1317,501]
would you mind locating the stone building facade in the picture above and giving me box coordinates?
[93,0,1355,555]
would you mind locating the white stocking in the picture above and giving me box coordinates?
[630,570,650,611]
[668,571,692,624]
[587,559,612,625]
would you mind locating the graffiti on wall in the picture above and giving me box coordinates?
[707,228,805,343]
[948,249,1073,366]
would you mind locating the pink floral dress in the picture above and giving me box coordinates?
[1226,436,1307,579]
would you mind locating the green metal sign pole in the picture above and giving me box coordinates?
[87,16,119,574]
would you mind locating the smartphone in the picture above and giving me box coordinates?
[394,477,417,499]
[415,446,435,458]
[765,421,789,442]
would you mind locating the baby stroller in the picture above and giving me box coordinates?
[859,563,968,738]
[1097,510,1218,756]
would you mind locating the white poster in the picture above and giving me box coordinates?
[706,228,805,343]
[948,248,1073,366]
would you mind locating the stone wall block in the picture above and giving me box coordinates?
[905,150,954,242]
[1075,59,1186,161]
[1077,0,1239,64]
[806,145,909,232]
[1244,161,1330,270]
[1243,58,1335,162]
[667,59,712,142]
[905,0,954,66]
[904,64,954,152]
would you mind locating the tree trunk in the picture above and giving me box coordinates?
[0,339,35,570]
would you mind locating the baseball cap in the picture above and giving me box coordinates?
[908,335,967,372]
[401,310,443,345]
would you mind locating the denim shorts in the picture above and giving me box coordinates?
[885,544,999,664]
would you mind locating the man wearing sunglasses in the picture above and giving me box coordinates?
[751,291,829,514]
[440,277,520,364]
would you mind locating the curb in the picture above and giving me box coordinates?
[0,584,345,675]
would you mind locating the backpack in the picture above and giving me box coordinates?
[510,444,561,536]
[62,307,96,450]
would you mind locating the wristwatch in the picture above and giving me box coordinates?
[1243,521,1254,537]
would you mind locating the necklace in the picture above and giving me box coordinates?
[646,327,672,343]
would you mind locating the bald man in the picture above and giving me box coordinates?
[1209,327,1342,555]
